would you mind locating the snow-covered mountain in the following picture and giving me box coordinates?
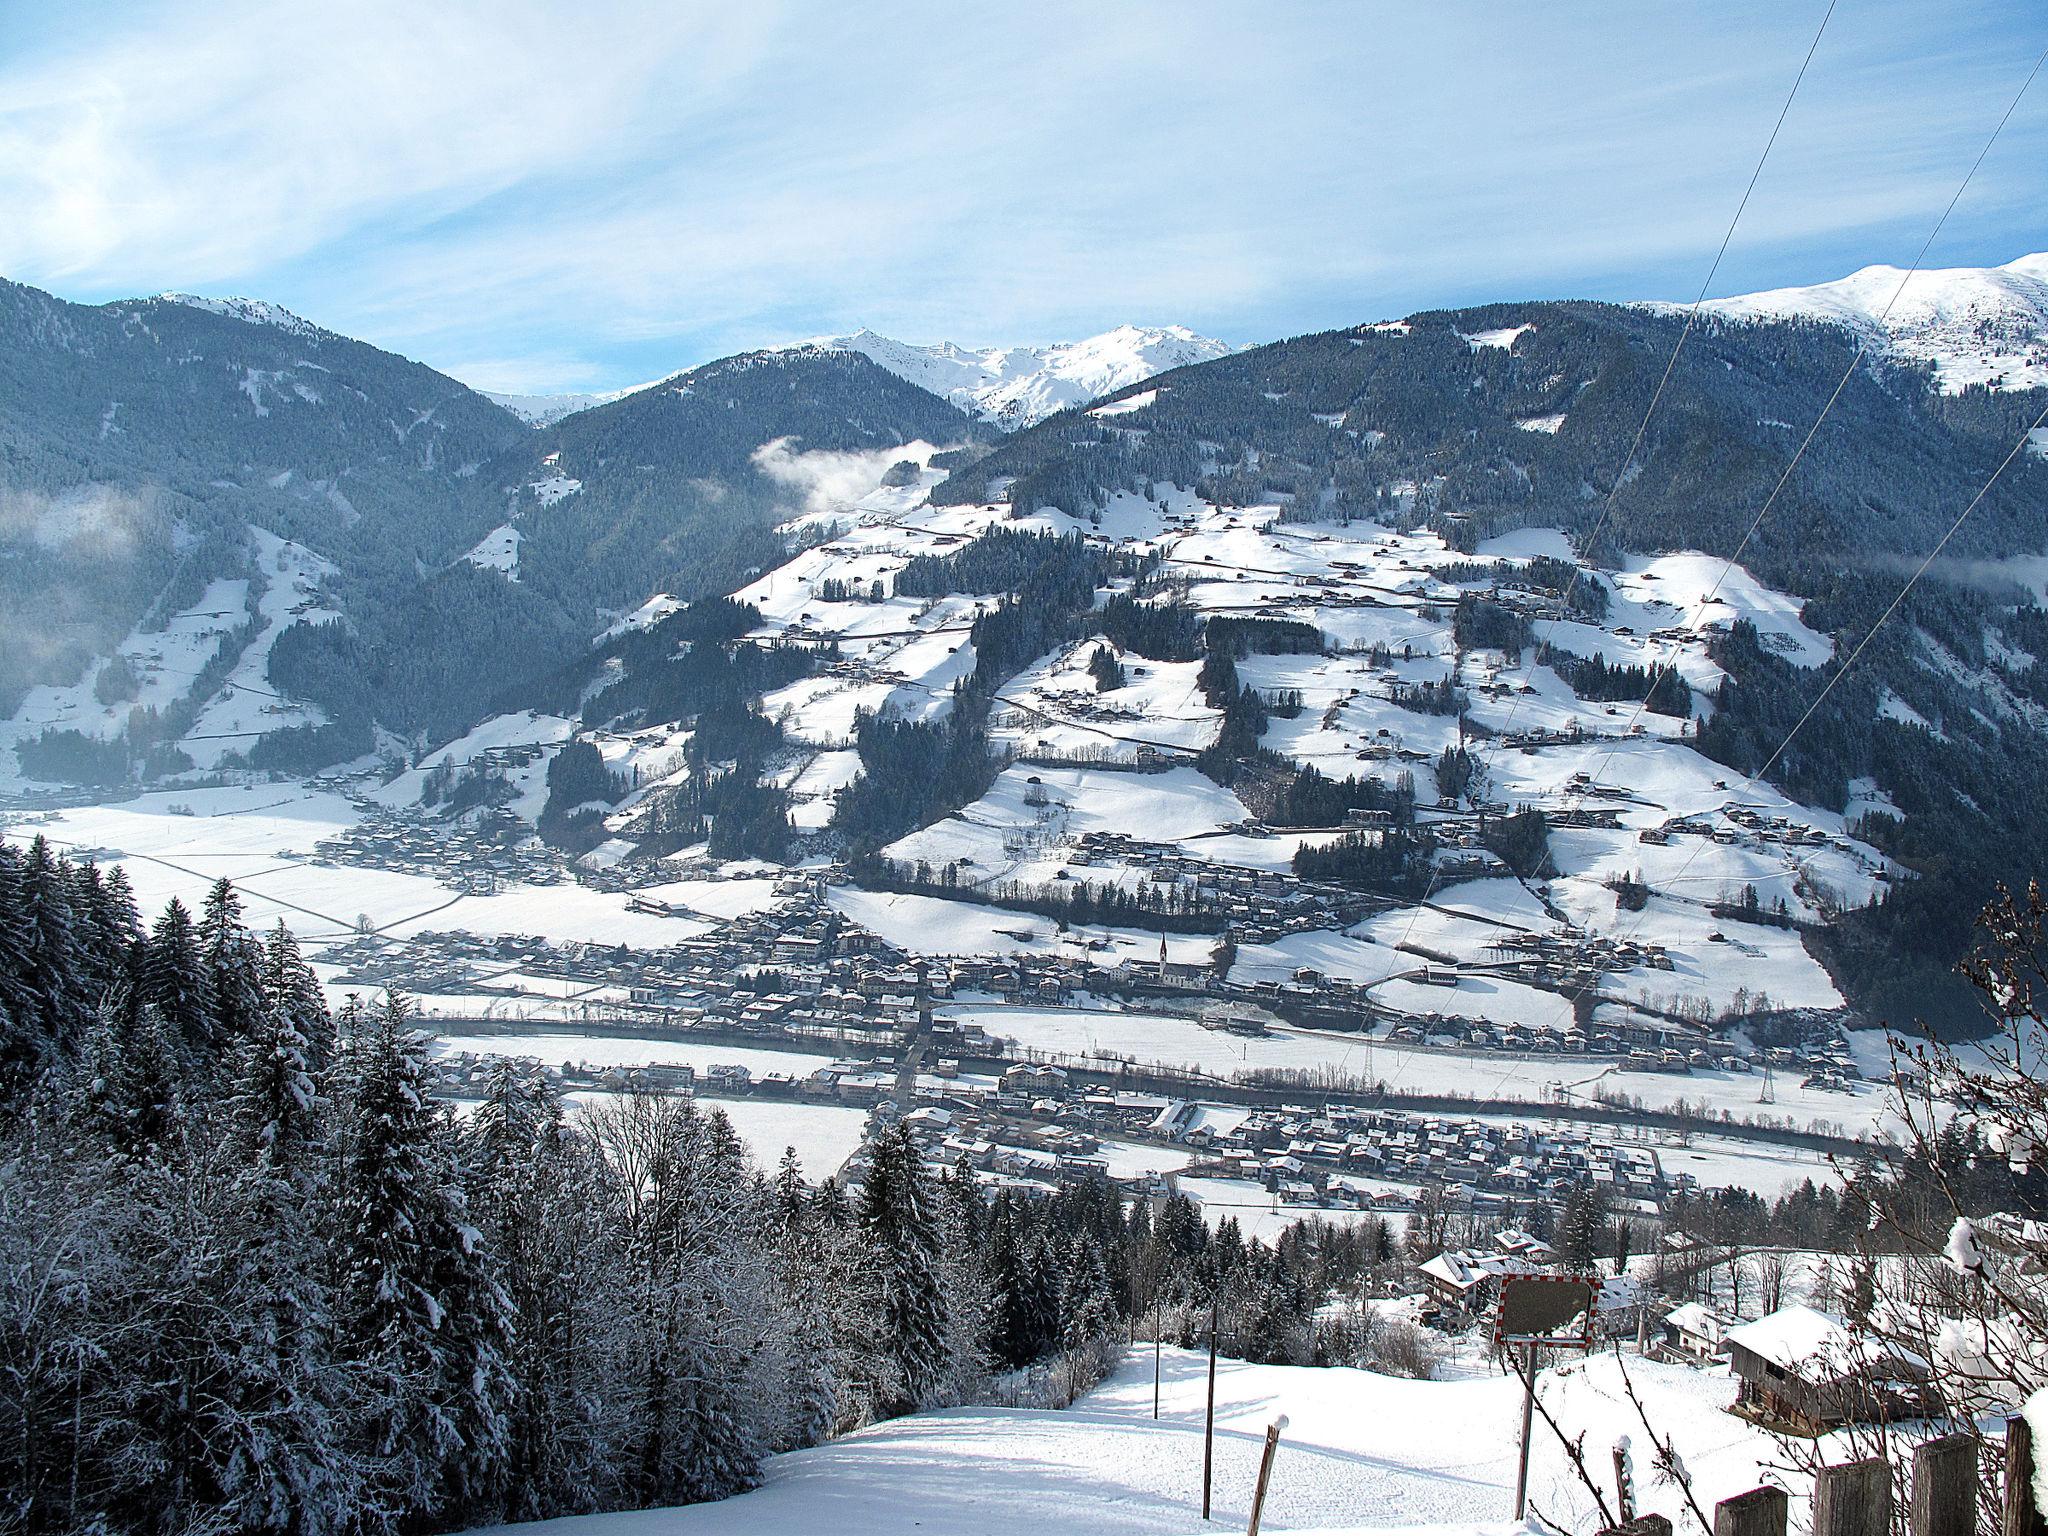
[792,324,1233,428]
[156,291,327,337]
[1678,252,2048,392]
[481,384,657,428]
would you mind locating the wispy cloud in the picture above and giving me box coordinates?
[2,0,2043,392]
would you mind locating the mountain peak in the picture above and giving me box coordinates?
[1667,251,2048,392]
[796,323,1232,427]
[152,292,323,337]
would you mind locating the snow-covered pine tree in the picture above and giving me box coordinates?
[462,1058,626,1521]
[262,919,335,1072]
[202,949,349,1536]
[19,836,87,1046]
[201,878,267,1053]
[764,1154,840,1452]
[1058,1235,1115,1352]
[140,896,215,1059]
[328,994,514,1531]
[661,1104,773,1504]
[76,998,186,1152]
[0,844,53,1097]
[62,862,126,1013]
[859,1121,953,1416]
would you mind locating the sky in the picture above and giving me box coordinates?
[1,0,2045,396]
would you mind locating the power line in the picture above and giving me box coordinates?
[1459,35,2048,1094]
[1578,35,2048,763]
[1494,394,2048,1097]
[1355,0,1838,1088]
[1741,397,2048,793]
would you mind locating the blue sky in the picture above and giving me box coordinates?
[2,0,2044,394]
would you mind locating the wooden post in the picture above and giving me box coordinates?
[1202,1291,1219,1521]
[1714,1485,1789,1536]
[1613,1441,1637,1521]
[1245,1415,1287,1536]
[1813,1459,1891,1536]
[1513,1343,1537,1519]
[1603,1519,1673,1536]
[1910,1433,1977,1536]
[1153,1303,1161,1421]
[2008,1415,2048,1536]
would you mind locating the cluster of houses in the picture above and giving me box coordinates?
[1180,1104,1668,1215]
[310,803,562,892]
[1062,828,1373,940]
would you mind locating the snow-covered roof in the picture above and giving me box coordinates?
[1662,1302,1727,1339]
[1418,1248,1549,1292]
[1725,1304,1926,1380]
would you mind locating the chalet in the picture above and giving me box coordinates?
[1417,1248,1548,1316]
[1660,1302,1731,1363]
[1724,1305,1933,1433]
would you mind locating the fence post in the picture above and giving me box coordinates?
[1814,1458,1892,1536]
[2008,1415,2048,1536]
[1910,1434,1977,1536]
[1245,1415,1287,1536]
[1602,1518,1673,1536]
[1714,1485,1789,1536]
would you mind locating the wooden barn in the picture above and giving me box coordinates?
[1724,1305,1932,1433]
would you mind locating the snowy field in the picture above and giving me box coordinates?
[434,1031,830,1080]
[942,1000,1883,1142]
[474,1345,1811,1536]
[4,784,720,950]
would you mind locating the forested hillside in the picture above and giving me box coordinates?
[931,303,2048,1027]
[475,345,992,618]
[0,282,527,712]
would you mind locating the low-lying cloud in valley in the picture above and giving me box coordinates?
[749,437,934,517]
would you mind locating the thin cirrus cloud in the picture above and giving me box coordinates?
[1,0,2044,395]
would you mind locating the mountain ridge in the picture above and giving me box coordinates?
[1656,250,2048,393]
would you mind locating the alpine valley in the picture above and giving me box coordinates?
[9,258,2048,1044]
[8,246,2048,1536]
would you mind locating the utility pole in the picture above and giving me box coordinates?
[1512,1343,1537,1520]
[1202,1288,1220,1520]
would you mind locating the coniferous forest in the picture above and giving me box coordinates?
[0,837,1374,1536]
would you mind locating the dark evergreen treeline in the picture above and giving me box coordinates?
[1086,644,1126,692]
[1202,616,1326,657]
[834,708,999,848]
[1664,1115,2042,1258]
[1291,827,1436,896]
[894,526,1096,599]
[1099,593,1202,661]
[1390,677,1466,717]
[1537,642,1692,717]
[1194,653,1269,786]
[1450,594,1533,656]
[266,564,589,746]
[1479,807,1553,879]
[0,845,1383,1536]
[1264,764,1417,829]
[959,534,1120,691]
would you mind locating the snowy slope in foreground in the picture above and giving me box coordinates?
[479,1346,1793,1536]
[794,325,1233,427]
[1672,252,2048,392]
